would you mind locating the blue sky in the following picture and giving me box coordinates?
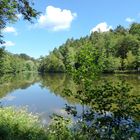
[2,0,140,58]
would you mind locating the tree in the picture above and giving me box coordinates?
[0,0,40,44]
[0,0,39,75]
[134,48,140,70]
[0,47,6,74]
[125,51,136,70]
[39,53,66,73]
[114,25,128,35]
[116,35,140,70]
[62,43,140,139]
[39,23,140,73]
[129,23,140,37]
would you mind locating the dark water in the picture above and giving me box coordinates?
[0,73,140,124]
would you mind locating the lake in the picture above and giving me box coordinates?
[0,73,140,125]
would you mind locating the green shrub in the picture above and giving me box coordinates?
[0,107,48,140]
[0,107,74,140]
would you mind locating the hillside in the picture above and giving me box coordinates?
[39,23,140,73]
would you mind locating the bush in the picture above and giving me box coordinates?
[0,107,48,140]
[0,107,74,140]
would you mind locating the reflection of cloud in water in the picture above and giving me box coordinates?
[35,108,69,126]
[3,95,16,101]
[54,108,68,116]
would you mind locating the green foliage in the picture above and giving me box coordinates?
[125,51,136,69]
[0,73,38,98]
[0,48,38,75]
[0,47,6,74]
[39,23,140,73]
[0,0,40,44]
[47,114,72,140]
[19,53,35,61]
[58,34,140,139]
[0,107,48,140]
[0,0,39,73]
[114,25,128,35]
[134,48,140,70]
[39,51,66,73]
[0,74,140,139]
[129,23,140,38]
[65,81,140,139]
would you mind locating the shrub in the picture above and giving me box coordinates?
[0,107,48,140]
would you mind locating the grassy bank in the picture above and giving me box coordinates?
[0,107,72,140]
[0,104,140,140]
[0,107,48,140]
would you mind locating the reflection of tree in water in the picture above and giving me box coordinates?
[0,73,39,98]
[64,80,140,139]
[40,72,140,138]
[40,73,79,103]
[40,73,140,105]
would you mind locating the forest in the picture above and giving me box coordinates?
[1,23,140,75]
[0,47,38,75]
[39,23,140,73]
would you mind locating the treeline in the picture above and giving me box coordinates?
[39,23,140,73]
[0,47,38,75]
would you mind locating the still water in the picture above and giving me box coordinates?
[0,73,140,124]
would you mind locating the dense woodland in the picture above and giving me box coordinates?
[0,47,38,75]
[39,23,140,73]
[1,23,140,75]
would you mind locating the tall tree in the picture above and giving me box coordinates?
[129,23,140,37]
[116,35,140,70]
[114,25,128,35]
[0,47,5,74]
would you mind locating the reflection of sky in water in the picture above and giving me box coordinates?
[0,83,83,124]
[2,95,16,101]
[0,74,140,124]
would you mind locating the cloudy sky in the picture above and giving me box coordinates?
[2,0,140,58]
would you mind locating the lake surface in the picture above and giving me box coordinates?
[0,73,140,124]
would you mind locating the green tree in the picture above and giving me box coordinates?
[125,51,136,70]
[116,35,139,70]
[134,48,140,70]
[0,47,6,74]
[0,0,39,44]
[114,25,128,35]
[39,23,140,73]
[25,60,35,71]
[41,53,66,73]
[62,44,140,139]
[129,23,140,38]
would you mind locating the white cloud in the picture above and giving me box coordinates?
[90,22,112,33]
[16,14,22,19]
[3,41,15,47]
[37,6,77,31]
[2,26,18,35]
[125,17,135,23]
